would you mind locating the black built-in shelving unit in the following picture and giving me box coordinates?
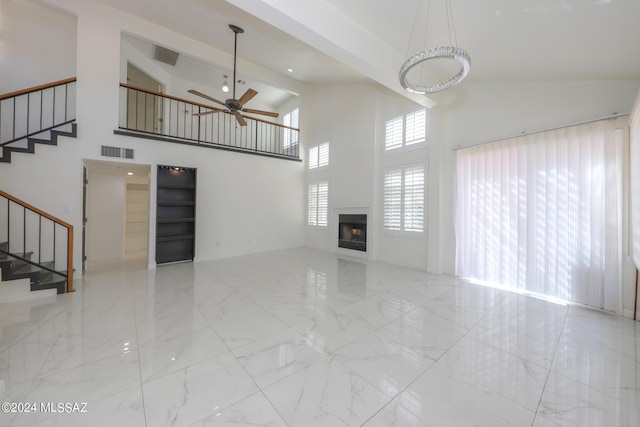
[156,165,196,264]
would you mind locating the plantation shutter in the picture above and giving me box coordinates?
[308,183,318,226]
[405,109,426,146]
[384,169,402,230]
[385,116,403,150]
[318,181,328,226]
[318,142,329,167]
[309,146,319,169]
[403,166,425,232]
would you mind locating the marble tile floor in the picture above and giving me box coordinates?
[1,248,639,426]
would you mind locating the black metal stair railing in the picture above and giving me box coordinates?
[118,83,300,160]
[0,78,77,148]
[0,189,73,294]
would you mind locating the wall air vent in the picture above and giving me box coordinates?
[154,45,179,66]
[101,146,134,159]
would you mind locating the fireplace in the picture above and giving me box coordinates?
[338,214,367,252]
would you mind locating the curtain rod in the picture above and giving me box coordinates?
[453,112,630,151]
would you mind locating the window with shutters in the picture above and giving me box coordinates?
[385,116,403,150]
[383,164,425,233]
[385,108,427,151]
[308,181,328,227]
[309,142,329,169]
[284,108,299,149]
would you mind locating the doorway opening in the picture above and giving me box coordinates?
[83,159,151,270]
[126,62,164,133]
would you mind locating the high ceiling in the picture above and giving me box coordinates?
[97,0,640,107]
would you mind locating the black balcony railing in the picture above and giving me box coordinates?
[118,84,300,160]
[0,78,76,148]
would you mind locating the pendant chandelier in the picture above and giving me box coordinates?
[399,0,471,94]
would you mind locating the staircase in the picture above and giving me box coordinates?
[0,243,67,294]
[0,77,77,163]
[0,190,74,301]
[0,79,76,301]
[0,122,77,163]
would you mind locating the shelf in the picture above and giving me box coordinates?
[156,234,194,242]
[157,217,194,224]
[157,184,195,189]
[157,201,195,206]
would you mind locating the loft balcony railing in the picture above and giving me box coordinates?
[118,84,300,160]
[0,189,73,293]
[0,78,77,148]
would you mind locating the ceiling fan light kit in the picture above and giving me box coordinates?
[188,24,279,125]
[222,74,229,93]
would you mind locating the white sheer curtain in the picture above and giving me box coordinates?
[630,101,640,270]
[455,119,623,311]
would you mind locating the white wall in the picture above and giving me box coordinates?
[0,0,76,93]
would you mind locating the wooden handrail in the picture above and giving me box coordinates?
[0,77,76,101]
[0,189,73,292]
[120,82,300,131]
[0,189,73,229]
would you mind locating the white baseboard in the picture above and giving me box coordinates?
[0,278,57,304]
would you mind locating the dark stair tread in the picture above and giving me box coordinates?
[0,251,35,260]
[12,262,44,275]
[5,261,40,282]
[4,145,34,153]
[27,137,56,146]
[36,272,67,294]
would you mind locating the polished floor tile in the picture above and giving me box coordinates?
[232,329,326,388]
[141,352,258,427]
[1,249,639,427]
[262,355,390,427]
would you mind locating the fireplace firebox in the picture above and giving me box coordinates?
[338,214,367,252]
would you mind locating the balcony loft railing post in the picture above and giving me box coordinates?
[38,215,42,264]
[6,198,10,251]
[23,206,26,260]
[197,106,201,143]
[40,90,44,130]
[65,83,68,122]
[12,97,16,141]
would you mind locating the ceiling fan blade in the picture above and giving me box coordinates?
[193,110,220,117]
[234,112,247,126]
[236,89,258,107]
[242,108,279,118]
[188,89,226,107]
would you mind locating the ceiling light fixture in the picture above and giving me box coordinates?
[399,0,470,94]
[222,75,229,93]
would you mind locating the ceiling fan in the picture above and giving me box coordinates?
[188,24,279,126]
